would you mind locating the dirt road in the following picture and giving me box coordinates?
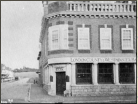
[1,78,30,100]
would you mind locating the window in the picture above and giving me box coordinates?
[45,38,47,56]
[78,28,90,50]
[60,26,68,49]
[52,30,59,50]
[48,25,68,50]
[100,28,112,50]
[121,28,133,50]
[76,63,92,84]
[119,63,134,84]
[98,63,113,84]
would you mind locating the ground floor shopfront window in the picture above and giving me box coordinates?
[75,63,135,85]
[76,63,92,84]
[98,63,113,84]
[119,63,135,84]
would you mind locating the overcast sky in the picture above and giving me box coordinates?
[1,1,43,69]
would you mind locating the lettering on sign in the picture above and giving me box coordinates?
[71,57,136,63]
[56,67,64,72]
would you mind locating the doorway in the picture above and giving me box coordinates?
[56,72,66,95]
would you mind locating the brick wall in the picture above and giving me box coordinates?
[48,1,67,14]
[71,85,136,96]
[45,17,136,58]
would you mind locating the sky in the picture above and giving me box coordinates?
[1,1,43,69]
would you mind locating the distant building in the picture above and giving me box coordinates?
[38,1,136,96]
[1,64,15,80]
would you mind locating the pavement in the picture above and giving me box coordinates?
[1,78,30,103]
[29,84,136,103]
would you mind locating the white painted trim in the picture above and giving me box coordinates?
[121,28,133,50]
[100,28,112,50]
[104,24,107,28]
[78,27,90,50]
[48,57,136,64]
[48,57,71,64]
[48,24,69,50]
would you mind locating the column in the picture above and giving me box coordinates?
[134,63,136,84]
[114,63,119,84]
[70,3,72,11]
[71,63,76,85]
[74,4,76,11]
[131,5,133,12]
[92,63,98,85]
[66,64,71,90]
[78,4,80,11]
[101,4,103,12]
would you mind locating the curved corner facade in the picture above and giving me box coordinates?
[38,1,136,96]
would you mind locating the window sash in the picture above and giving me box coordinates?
[76,63,92,84]
[98,63,113,84]
[52,30,59,50]
[119,63,134,84]
[78,28,90,50]
[59,25,68,49]
[100,28,112,50]
[121,28,133,50]
[48,25,69,50]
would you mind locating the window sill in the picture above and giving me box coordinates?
[122,49,134,51]
[100,49,112,50]
[48,50,73,55]
[48,49,70,51]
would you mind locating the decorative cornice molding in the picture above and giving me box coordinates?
[45,14,136,20]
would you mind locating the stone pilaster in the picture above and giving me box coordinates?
[92,63,98,85]
[134,63,136,84]
[71,63,76,85]
[114,63,119,84]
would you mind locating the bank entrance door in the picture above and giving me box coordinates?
[56,72,66,95]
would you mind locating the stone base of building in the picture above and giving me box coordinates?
[43,84,136,96]
[43,84,52,94]
[71,85,136,96]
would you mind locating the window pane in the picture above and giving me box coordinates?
[122,28,133,50]
[52,30,58,49]
[101,39,110,48]
[78,28,90,49]
[76,63,92,84]
[119,63,134,84]
[98,63,113,84]
[100,28,111,50]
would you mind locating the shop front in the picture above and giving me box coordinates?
[43,57,136,96]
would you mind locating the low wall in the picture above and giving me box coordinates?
[71,85,136,96]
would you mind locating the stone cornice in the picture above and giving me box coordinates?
[45,11,136,20]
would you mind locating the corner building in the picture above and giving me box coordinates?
[38,1,136,96]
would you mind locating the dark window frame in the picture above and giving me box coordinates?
[98,63,114,84]
[119,63,135,84]
[76,63,92,84]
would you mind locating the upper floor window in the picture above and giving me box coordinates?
[121,28,133,50]
[100,27,112,50]
[52,30,59,50]
[78,27,90,50]
[48,24,68,50]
